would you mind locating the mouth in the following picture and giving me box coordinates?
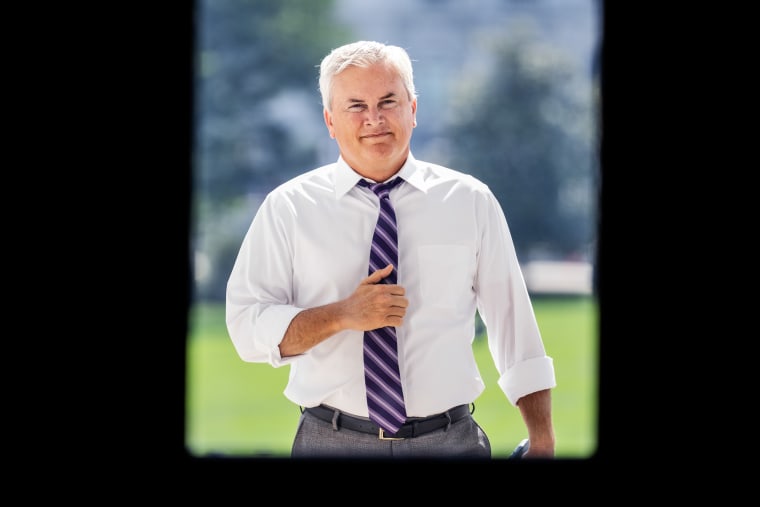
[361,131,391,139]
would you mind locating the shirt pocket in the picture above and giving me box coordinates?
[417,245,471,309]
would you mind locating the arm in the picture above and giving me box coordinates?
[279,264,407,357]
[474,188,557,457]
[227,192,404,364]
[516,388,555,458]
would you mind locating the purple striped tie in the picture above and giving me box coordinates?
[358,177,407,435]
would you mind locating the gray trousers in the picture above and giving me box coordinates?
[291,408,492,459]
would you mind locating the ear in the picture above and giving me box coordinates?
[411,98,418,127]
[324,108,336,138]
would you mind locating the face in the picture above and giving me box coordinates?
[324,62,417,180]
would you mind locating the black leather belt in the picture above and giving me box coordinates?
[304,404,471,440]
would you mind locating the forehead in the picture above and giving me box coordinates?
[332,63,405,100]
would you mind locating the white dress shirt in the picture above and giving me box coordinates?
[226,153,556,418]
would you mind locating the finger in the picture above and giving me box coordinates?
[386,316,404,327]
[388,285,406,296]
[362,263,394,285]
[388,292,408,307]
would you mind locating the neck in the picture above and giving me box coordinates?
[345,154,408,183]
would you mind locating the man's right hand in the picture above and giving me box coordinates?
[346,264,408,331]
[279,264,409,357]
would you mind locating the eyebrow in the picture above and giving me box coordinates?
[347,92,397,104]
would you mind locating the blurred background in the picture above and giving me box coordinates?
[186,0,601,458]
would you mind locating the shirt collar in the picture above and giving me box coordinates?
[334,152,427,198]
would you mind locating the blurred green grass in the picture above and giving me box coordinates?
[185,296,598,459]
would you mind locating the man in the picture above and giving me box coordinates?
[226,40,556,459]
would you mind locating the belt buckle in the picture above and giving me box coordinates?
[378,428,404,440]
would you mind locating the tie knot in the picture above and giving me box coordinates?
[357,176,404,198]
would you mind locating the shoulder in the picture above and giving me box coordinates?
[412,159,492,195]
[253,164,338,219]
[263,163,337,203]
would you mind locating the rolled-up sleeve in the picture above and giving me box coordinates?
[226,301,303,367]
[225,194,302,368]
[499,356,556,405]
[475,189,557,406]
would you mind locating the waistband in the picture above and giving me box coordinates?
[304,404,471,440]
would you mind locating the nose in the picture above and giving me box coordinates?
[364,107,385,125]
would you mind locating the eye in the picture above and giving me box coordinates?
[380,100,398,109]
[347,103,366,112]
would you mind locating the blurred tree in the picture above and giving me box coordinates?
[196,0,350,201]
[194,0,352,300]
[445,23,598,262]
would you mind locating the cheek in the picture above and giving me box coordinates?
[393,110,415,128]
[399,115,416,131]
[335,117,362,135]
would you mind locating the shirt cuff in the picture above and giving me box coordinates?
[256,305,305,367]
[498,356,556,406]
